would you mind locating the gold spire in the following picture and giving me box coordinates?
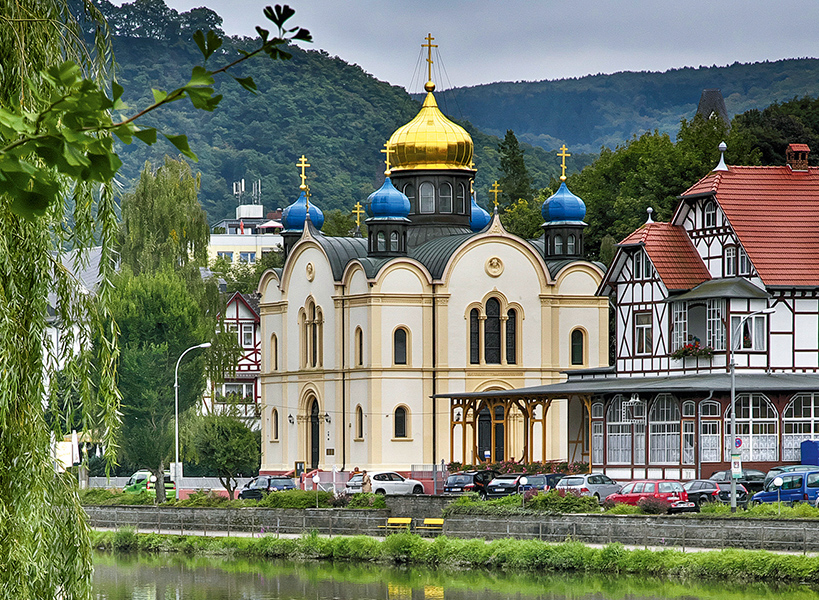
[558,144,571,182]
[490,181,502,208]
[352,201,365,227]
[381,142,393,176]
[297,154,311,190]
[422,33,437,89]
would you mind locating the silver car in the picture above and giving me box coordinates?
[555,473,620,502]
[345,471,425,495]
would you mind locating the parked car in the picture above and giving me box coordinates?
[485,473,529,498]
[554,473,620,502]
[238,475,296,500]
[443,469,499,498]
[708,469,766,493]
[123,470,176,498]
[751,469,819,506]
[345,471,425,495]
[764,465,819,489]
[683,479,748,508]
[520,473,566,493]
[605,480,696,513]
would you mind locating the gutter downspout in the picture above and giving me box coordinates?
[432,283,437,465]
[341,286,346,473]
[697,390,714,479]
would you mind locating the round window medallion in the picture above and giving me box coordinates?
[306,262,315,281]
[485,256,504,277]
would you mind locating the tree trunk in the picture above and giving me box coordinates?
[155,460,166,504]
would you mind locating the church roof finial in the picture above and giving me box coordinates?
[381,142,393,176]
[713,141,728,172]
[489,181,502,211]
[558,144,571,182]
[422,33,437,91]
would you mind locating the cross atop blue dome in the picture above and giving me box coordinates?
[282,188,325,231]
[367,177,410,219]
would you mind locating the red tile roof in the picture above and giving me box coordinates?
[790,143,810,152]
[619,222,711,291]
[681,166,819,286]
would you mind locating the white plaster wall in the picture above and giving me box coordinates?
[348,268,369,296]
[379,267,425,295]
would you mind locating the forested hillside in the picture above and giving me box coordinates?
[433,59,819,153]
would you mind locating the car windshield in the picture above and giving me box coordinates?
[270,477,291,483]
[446,475,472,485]
[348,474,363,483]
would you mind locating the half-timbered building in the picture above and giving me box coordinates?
[443,144,819,481]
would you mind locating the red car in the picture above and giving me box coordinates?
[605,479,696,513]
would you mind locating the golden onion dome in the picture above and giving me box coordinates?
[388,81,474,171]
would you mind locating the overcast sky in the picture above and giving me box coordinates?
[164,0,819,91]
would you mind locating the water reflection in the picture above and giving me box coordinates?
[92,551,817,600]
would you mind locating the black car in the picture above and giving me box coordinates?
[709,469,766,493]
[443,469,499,498]
[519,473,565,493]
[485,473,528,499]
[684,479,748,508]
[238,475,296,500]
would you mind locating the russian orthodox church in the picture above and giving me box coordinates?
[256,39,608,474]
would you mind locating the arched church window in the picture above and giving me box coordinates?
[505,308,517,364]
[311,304,318,367]
[571,329,584,365]
[419,182,435,214]
[394,327,408,365]
[403,183,415,212]
[567,234,576,254]
[355,327,363,366]
[355,405,364,439]
[301,299,324,369]
[484,298,501,364]
[456,183,466,213]
[270,333,278,371]
[271,408,279,441]
[390,231,399,252]
[554,235,563,254]
[377,232,386,252]
[439,182,453,213]
[469,308,480,364]
[394,406,407,438]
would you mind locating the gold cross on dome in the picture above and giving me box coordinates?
[490,181,502,208]
[422,33,437,82]
[297,154,311,189]
[557,144,571,181]
[381,143,393,175]
[352,201,365,227]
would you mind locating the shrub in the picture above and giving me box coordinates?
[381,531,428,563]
[256,489,334,509]
[526,489,599,513]
[176,490,231,507]
[111,528,138,552]
[604,502,641,515]
[637,497,669,514]
[331,492,350,508]
[698,502,732,515]
[347,492,386,509]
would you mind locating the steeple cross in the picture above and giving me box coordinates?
[557,144,571,181]
[489,181,502,208]
[422,33,437,83]
[381,143,393,175]
[352,201,365,227]
[297,154,311,189]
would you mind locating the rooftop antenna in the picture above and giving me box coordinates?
[250,179,262,205]
[232,179,245,204]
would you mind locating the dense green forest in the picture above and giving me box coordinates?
[433,59,819,153]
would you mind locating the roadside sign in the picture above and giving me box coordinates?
[731,452,742,478]
[735,438,742,448]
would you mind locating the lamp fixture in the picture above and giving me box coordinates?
[323,412,331,423]
[288,414,294,424]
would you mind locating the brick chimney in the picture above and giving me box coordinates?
[786,143,810,171]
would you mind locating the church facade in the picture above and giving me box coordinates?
[256,59,608,474]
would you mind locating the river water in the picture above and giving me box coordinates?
[92,552,817,600]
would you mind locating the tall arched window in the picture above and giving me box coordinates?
[403,183,415,211]
[355,405,364,439]
[355,327,363,366]
[394,406,407,438]
[419,182,435,213]
[310,304,318,367]
[700,400,721,463]
[301,299,324,368]
[783,393,819,461]
[439,182,453,213]
[607,396,632,464]
[505,308,517,364]
[270,333,278,371]
[567,234,576,254]
[484,298,501,364]
[390,231,399,252]
[724,394,778,461]
[554,235,563,254]
[704,201,716,228]
[271,408,279,441]
[456,184,466,213]
[649,394,680,464]
[571,329,584,365]
[469,308,480,364]
[394,327,407,365]
[377,232,386,251]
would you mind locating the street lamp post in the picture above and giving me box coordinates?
[174,342,211,499]
[728,307,774,512]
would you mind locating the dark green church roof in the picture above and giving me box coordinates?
[409,232,478,280]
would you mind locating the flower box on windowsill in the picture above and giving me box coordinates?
[670,342,714,360]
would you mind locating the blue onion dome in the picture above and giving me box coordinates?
[542,182,586,222]
[470,192,491,232]
[366,177,410,218]
[281,188,325,231]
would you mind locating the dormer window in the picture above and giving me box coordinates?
[704,201,716,228]
[738,247,750,275]
[724,246,736,277]
[634,250,652,280]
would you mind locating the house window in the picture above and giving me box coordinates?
[554,235,563,254]
[682,400,695,418]
[700,400,721,462]
[469,309,480,364]
[355,327,363,366]
[724,246,736,277]
[634,312,652,355]
[271,408,279,441]
[643,252,652,279]
[706,299,725,351]
[394,406,407,438]
[634,252,643,279]
[419,182,435,213]
[355,405,364,439]
[217,251,233,262]
[731,313,767,351]
[241,324,254,347]
[239,252,256,264]
[591,422,604,464]
[567,234,576,255]
[724,394,778,462]
[738,247,750,275]
[648,394,680,464]
[439,183,453,213]
[505,309,517,365]
[682,421,695,465]
[571,329,584,365]
[783,393,819,461]
[591,402,604,419]
[670,302,688,352]
[456,184,466,213]
[394,327,408,365]
[484,298,501,364]
[220,382,253,403]
[704,201,716,228]
[606,396,632,464]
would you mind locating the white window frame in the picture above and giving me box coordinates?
[606,396,632,464]
[704,201,716,228]
[217,251,233,262]
[700,399,722,462]
[738,247,750,275]
[783,393,819,461]
[706,299,725,351]
[241,323,254,347]
[239,251,256,264]
[592,422,604,464]
[634,312,652,355]
[724,246,736,277]
[649,394,681,464]
[671,302,688,352]
[731,313,767,351]
[724,394,778,462]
